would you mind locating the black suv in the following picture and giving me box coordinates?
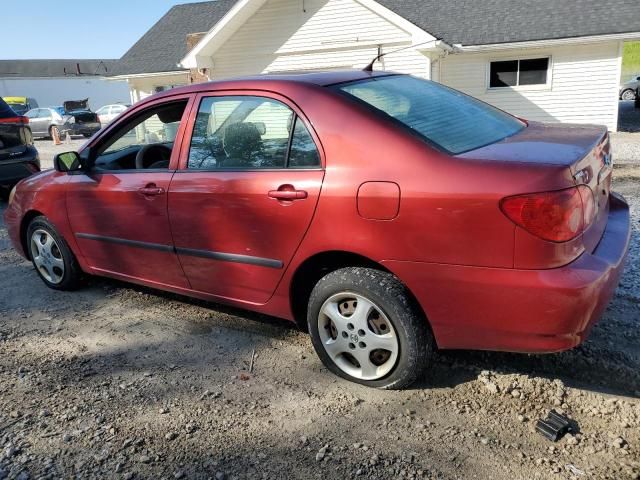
[0,98,40,197]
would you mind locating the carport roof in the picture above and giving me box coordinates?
[0,59,118,78]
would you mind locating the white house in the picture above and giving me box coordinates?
[110,0,640,131]
[0,59,130,110]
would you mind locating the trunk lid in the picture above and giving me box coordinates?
[460,121,611,254]
[63,99,90,113]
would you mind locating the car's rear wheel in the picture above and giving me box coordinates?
[307,267,434,389]
[83,133,93,138]
[621,89,637,101]
[27,217,82,290]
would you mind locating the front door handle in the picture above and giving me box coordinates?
[139,184,165,196]
[268,185,308,201]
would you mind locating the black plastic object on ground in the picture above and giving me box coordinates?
[536,410,574,442]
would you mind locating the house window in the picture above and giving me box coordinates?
[489,57,550,88]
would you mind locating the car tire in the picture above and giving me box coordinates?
[49,125,60,140]
[307,267,434,390]
[621,89,636,101]
[83,133,93,138]
[26,216,83,291]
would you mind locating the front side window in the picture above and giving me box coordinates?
[93,100,187,171]
[336,75,525,155]
[188,96,320,170]
[490,57,549,88]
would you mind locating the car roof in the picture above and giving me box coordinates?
[3,96,28,103]
[228,69,395,86]
[148,70,399,102]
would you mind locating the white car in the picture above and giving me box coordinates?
[95,104,130,125]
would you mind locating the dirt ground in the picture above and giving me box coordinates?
[0,139,639,480]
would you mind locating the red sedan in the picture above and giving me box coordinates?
[4,71,631,389]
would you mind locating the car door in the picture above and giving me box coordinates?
[169,92,325,304]
[38,108,54,136]
[66,95,195,288]
[27,109,45,136]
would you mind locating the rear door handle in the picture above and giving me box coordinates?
[268,185,308,201]
[139,184,165,196]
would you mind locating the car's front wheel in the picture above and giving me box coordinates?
[27,217,82,290]
[621,89,637,101]
[308,267,434,389]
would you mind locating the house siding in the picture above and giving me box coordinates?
[439,42,622,130]
[211,0,430,78]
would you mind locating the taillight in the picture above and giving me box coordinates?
[0,116,28,125]
[500,186,594,243]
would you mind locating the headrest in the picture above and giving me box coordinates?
[223,122,262,160]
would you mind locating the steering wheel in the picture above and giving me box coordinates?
[135,144,172,169]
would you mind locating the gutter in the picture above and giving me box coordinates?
[454,32,640,52]
[106,70,189,81]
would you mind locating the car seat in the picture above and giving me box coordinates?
[222,122,263,168]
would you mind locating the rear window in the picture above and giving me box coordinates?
[0,98,17,119]
[6,103,27,115]
[335,75,524,155]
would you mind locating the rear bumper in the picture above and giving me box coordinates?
[383,193,631,353]
[62,122,101,136]
[0,148,40,186]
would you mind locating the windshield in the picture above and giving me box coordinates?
[335,75,525,155]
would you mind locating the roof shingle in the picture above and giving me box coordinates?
[109,0,236,77]
[379,0,640,46]
[109,0,640,77]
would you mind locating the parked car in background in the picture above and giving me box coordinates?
[0,98,39,197]
[95,104,130,125]
[59,99,101,138]
[620,75,640,100]
[3,71,630,389]
[25,107,65,139]
[2,97,39,116]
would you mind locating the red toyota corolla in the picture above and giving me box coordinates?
[4,71,631,389]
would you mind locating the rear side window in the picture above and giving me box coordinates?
[188,96,321,170]
[289,117,321,168]
[336,75,524,155]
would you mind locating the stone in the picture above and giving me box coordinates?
[485,382,499,394]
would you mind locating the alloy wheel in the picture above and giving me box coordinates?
[317,292,399,381]
[30,229,65,284]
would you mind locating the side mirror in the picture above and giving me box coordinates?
[53,151,82,172]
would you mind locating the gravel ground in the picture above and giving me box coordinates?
[33,138,86,171]
[0,128,638,480]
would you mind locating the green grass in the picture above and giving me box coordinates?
[622,41,640,83]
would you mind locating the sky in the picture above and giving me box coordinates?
[1,0,208,60]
